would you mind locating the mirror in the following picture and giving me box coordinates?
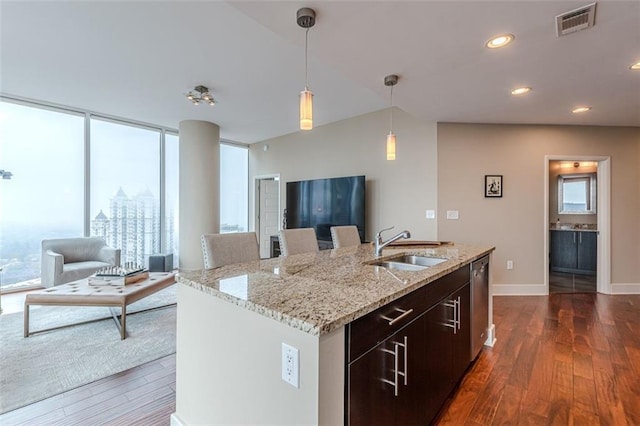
[558,173,596,214]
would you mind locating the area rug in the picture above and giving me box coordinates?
[0,285,177,414]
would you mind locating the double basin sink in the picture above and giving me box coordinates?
[368,255,447,272]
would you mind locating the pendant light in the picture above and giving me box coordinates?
[297,8,316,130]
[384,75,398,161]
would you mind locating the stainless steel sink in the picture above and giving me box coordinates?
[368,255,447,271]
[392,255,447,267]
[372,261,428,271]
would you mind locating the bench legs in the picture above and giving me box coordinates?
[109,305,128,340]
[24,303,30,338]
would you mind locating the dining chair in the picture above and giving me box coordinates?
[201,232,260,269]
[330,225,362,249]
[278,228,319,256]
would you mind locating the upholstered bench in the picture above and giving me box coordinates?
[24,272,176,339]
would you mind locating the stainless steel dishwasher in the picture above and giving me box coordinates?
[470,255,489,361]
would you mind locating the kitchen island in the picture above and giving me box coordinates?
[172,243,494,425]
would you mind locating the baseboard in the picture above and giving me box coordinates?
[170,413,185,426]
[492,284,547,296]
[610,283,640,294]
[492,283,639,295]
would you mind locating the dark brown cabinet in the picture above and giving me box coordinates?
[424,283,470,421]
[348,314,427,425]
[346,266,473,425]
[550,230,597,275]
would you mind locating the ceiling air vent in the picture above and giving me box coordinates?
[556,2,596,37]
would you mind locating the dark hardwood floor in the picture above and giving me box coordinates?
[0,354,176,426]
[437,293,640,425]
[1,293,638,425]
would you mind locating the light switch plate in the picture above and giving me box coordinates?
[425,210,435,219]
[446,210,459,220]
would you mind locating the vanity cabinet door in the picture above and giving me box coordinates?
[550,230,578,271]
[550,230,596,275]
[348,314,427,426]
[577,231,597,274]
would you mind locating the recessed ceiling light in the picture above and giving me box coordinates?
[572,107,592,113]
[511,87,531,95]
[630,62,640,70]
[485,34,514,49]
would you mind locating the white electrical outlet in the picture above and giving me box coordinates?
[425,210,436,219]
[507,260,514,270]
[446,210,459,220]
[282,343,299,388]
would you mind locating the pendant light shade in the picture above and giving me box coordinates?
[297,8,316,131]
[386,132,396,161]
[384,74,399,161]
[300,88,313,130]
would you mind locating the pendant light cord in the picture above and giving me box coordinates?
[389,84,394,132]
[305,28,310,90]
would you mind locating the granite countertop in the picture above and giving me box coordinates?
[550,223,598,232]
[178,243,494,336]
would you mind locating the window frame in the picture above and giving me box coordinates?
[558,173,597,215]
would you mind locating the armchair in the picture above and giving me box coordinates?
[41,237,121,288]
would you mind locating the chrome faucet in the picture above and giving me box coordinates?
[374,227,411,256]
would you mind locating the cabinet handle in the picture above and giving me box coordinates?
[400,336,408,386]
[381,343,399,396]
[574,232,576,244]
[444,297,461,333]
[381,308,414,326]
[381,336,408,396]
[444,301,457,333]
[579,232,582,244]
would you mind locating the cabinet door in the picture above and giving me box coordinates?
[395,315,427,425]
[451,283,471,382]
[348,315,426,426]
[577,231,597,275]
[424,283,472,423]
[348,339,396,425]
[550,230,577,271]
[424,302,454,422]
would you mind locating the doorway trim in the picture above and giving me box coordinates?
[544,156,611,294]
[254,174,280,258]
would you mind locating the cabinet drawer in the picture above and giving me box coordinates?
[348,285,428,362]
[348,266,470,362]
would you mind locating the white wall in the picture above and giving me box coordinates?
[437,123,640,291]
[249,108,438,242]
[249,115,639,291]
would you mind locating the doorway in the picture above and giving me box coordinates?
[255,176,280,259]
[544,156,611,294]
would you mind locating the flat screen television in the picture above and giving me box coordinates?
[286,175,365,243]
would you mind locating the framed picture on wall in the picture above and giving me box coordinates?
[485,175,503,198]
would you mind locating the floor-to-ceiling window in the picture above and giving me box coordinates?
[165,132,179,267]
[0,98,179,290]
[1,98,251,289]
[220,143,248,233]
[0,101,84,288]
[89,118,161,267]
